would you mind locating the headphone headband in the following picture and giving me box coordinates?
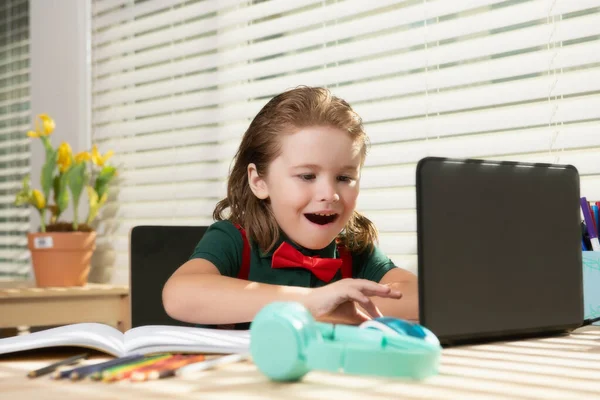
[250,302,441,381]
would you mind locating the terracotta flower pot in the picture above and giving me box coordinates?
[27,231,96,287]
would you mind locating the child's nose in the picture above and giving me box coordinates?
[317,181,340,202]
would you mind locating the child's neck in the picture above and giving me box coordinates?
[277,229,337,256]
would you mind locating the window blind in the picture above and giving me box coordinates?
[0,0,30,278]
[91,0,600,284]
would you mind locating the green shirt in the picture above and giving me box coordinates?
[189,220,396,287]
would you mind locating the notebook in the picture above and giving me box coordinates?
[0,323,249,357]
[416,157,583,345]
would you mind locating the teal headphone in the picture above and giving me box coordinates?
[250,302,441,381]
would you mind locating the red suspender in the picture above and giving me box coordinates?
[337,244,353,279]
[234,224,352,280]
[234,224,251,280]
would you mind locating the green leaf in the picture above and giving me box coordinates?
[55,172,70,215]
[14,176,32,206]
[40,135,54,154]
[40,148,57,201]
[68,162,88,206]
[95,165,117,199]
[86,186,99,225]
[86,189,108,225]
[68,163,88,229]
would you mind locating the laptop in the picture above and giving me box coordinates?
[130,225,208,328]
[416,157,583,345]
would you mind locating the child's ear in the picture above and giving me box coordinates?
[248,163,269,200]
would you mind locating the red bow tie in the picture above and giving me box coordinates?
[271,241,342,282]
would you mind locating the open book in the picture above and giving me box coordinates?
[0,323,250,357]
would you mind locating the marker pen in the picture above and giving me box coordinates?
[581,197,600,251]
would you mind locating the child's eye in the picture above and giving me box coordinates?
[298,174,316,181]
[337,175,355,182]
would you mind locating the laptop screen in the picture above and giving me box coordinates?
[416,157,583,344]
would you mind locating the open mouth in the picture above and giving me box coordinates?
[304,213,338,225]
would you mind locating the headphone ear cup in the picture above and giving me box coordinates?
[250,302,320,381]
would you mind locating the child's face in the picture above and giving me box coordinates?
[249,125,363,249]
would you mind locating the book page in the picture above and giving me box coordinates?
[0,323,125,357]
[123,325,250,355]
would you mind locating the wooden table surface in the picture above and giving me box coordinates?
[1,326,600,399]
[0,282,130,332]
[0,283,128,297]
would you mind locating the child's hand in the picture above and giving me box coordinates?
[305,279,402,325]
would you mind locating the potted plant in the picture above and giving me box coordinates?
[14,114,117,287]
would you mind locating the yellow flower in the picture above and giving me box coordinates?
[74,151,91,164]
[57,142,73,172]
[26,114,55,138]
[31,189,46,210]
[91,144,114,167]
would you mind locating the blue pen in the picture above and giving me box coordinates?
[583,238,588,251]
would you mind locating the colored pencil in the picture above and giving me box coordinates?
[131,355,206,381]
[27,353,88,378]
[52,354,144,380]
[102,354,172,381]
[117,354,186,382]
[146,355,207,380]
[70,354,145,381]
[100,354,173,382]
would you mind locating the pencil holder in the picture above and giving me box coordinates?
[583,251,600,325]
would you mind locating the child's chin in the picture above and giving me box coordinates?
[297,233,337,250]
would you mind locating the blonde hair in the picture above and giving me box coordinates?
[213,86,378,253]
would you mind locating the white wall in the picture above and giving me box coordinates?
[29,0,91,232]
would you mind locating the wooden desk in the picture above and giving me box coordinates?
[0,283,130,333]
[1,326,599,399]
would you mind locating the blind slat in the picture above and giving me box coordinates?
[0,221,29,231]
[94,101,265,139]
[0,249,30,260]
[0,209,29,219]
[0,166,29,177]
[0,138,29,151]
[93,0,191,30]
[94,64,600,127]
[94,0,315,46]
[117,180,227,203]
[114,200,218,219]
[0,237,27,246]
[93,0,504,78]
[114,142,238,168]
[93,0,400,62]
[366,94,600,143]
[355,68,600,123]
[0,181,22,190]
[92,0,513,92]
[365,122,600,169]
[94,37,600,124]
[118,162,229,186]
[92,11,600,110]
[95,124,244,152]
[93,0,128,15]
[94,80,600,141]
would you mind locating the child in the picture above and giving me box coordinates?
[163,86,418,327]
